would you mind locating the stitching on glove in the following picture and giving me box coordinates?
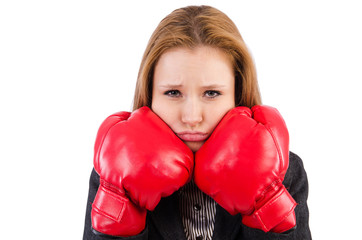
[93,185,127,222]
[255,187,296,231]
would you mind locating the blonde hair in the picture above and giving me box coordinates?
[132,5,261,110]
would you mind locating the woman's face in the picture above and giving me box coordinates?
[152,46,235,152]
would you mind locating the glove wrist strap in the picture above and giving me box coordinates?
[91,182,147,236]
[242,186,297,232]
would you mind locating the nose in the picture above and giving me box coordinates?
[181,98,203,127]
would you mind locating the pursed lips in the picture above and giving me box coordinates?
[176,131,209,142]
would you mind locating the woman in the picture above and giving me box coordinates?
[83,5,311,240]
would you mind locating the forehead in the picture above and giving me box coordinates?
[154,46,234,85]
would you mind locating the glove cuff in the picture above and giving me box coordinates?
[242,186,297,232]
[91,183,147,237]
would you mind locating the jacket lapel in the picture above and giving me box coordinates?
[212,204,242,240]
[149,193,242,240]
[148,193,187,240]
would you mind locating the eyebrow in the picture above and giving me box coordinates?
[158,84,183,88]
[158,84,227,89]
[200,84,227,89]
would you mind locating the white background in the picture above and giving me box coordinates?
[1,0,361,239]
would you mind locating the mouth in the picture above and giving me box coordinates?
[176,131,209,142]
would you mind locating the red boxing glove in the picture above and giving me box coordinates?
[91,107,194,236]
[194,105,297,233]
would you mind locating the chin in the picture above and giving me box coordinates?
[185,141,204,152]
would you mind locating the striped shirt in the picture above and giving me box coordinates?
[179,180,217,240]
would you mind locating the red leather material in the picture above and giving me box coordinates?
[194,105,297,233]
[252,105,290,178]
[91,106,194,236]
[93,184,127,223]
[271,209,297,233]
[91,184,146,236]
[241,186,297,232]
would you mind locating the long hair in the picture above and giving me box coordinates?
[132,5,261,110]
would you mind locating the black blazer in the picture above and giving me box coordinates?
[83,152,312,240]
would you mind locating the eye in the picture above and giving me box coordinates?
[164,90,181,98]
[204,90,221,98]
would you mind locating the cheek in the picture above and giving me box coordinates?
[205,103,235,131]
[151,99,179,131]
